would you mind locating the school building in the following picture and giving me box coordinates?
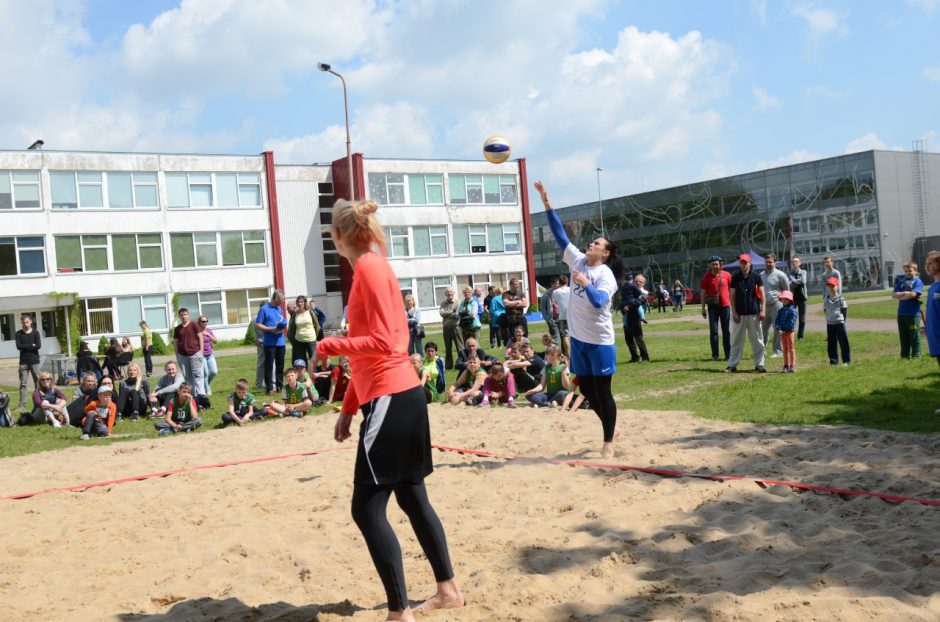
[0,148,533,361]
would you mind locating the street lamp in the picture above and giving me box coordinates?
[317,62,355,200]
[596,167,605,237]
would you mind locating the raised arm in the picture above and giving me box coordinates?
[535,181,572,252]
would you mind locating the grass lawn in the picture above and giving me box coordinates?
[814,298,899,320]
[2,325,938,459]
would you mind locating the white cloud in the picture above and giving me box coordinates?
[753,86,781,109]
[908,0,940,11]
[791,4,849,37]
[923,67,940,82]
[750,0,768,25]
[844,133,904,153]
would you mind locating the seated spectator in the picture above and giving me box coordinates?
[527,345,570,408]
[505,342,545,399]
[536,333,555,360]
[75,341,102,380]
[80,385,117,440]
[292,358,314,391]
[149,361,184,418]
[412,354,434,404]
[447,355,486,405]
[480,363,515,408]
[311,355,334,399]
[422,342,446,403]
[67,372,100,427]
[560,375,586,412]
[328,356,351,403]
[26,373,68,427]
[154,382,202,435]
[102,338,124,379]
[455,337,497,373]
[505,325,527,358]
[265,368,314,417]
[221,378,266,426]
[116,363,150,421]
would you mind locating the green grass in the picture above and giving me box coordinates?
[641,320,706,332]
[2,326,938,459]
[814,298,899,319]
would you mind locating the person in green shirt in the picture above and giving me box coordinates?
[139,320,154,377]
[446,355,486,405]
[527,345,570,407]
[265,368,314,417]
[222,378,264,426]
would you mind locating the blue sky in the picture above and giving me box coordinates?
[2,0,938,207]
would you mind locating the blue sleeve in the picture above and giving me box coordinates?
[583,284,609,308]
[545,208,571,252]
[914,278,924,294]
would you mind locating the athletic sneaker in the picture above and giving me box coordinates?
[479,398,490,408]
[51,419,61,428]
[507,399,516,409]
[723,366,737,373]
[80,434,90,441]
[755,366,767,373]
[466,398,476,406]
[158,429,173,436]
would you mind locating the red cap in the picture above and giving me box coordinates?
[826,277,839,287]
[738,253,751,263]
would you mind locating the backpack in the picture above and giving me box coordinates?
[0,392,11,427]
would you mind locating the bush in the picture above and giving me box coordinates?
[97,335,109,355]
[151,332,168,355]
[243,323,257,346]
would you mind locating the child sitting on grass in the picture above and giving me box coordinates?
[480,363,516,408]
[155,382,203,435]
[412,353,434,404]
[447,355,487,405]
[222,378,266,426]
[80,385,116,440]
[265,368,314,417]
[527,345,570,407]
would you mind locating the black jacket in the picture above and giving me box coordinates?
[15,329,41,365]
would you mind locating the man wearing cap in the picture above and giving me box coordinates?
[726,253,766,373]
[761,253,790,358]
[700,256,732,361]
[788,257,809,340]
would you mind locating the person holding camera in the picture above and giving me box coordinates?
[893,261,924,359]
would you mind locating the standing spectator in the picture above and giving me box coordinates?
[788,257,809,340]
[502,278,529,341]
[671,280,685,311]
[27,372,67,426]
[198,315,218,395]
[923,251,940,415]
[620,274,650,363]
[775,291,798,372]
[253,303,266,392]
[404,294,423,355]
[473,287,484,328]
[655,280,668,313]
[893,261,924,359]
[553,275,571,357]
[439,287,461,370]
[101,337,124,379]
[760,253,790,358]
[821,255,847,319]
[116,363,149,421]
[488,286,505,349]
[15,314,41,411]
[288,295,320,366]
[457,286,480,344]
[700,256,732,361]
[139,321,154,377]
[726,253,766,373]
[540,277,560,342]
[255,289,288,395]
[310,299,327,341]
[173,308,205,396]
[824,277,851,365]
[483,286,496,344]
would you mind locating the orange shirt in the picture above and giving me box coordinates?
[317,251,419,414]
[83,400,117,433]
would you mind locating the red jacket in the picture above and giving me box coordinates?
[83,400,117,433]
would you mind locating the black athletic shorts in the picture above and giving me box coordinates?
[355,385,433,486]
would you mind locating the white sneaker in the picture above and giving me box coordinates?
[935,407,940,416]
[80,434,90,441]
[51,419,61,428]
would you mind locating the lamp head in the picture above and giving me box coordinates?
[317,62,331,72]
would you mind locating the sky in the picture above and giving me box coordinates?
[2,0,938,208]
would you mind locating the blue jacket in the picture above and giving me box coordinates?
[775,305,798,332]
[928,282,940,357]
[435,356,446,394]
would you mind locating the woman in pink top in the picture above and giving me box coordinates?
[316,198,463,621]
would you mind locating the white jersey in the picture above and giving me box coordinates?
[562,243,617,346]
[552,286,570,321]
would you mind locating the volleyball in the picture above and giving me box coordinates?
[482,135,512,164]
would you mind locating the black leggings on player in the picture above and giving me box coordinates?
[351,481,454,612]
[578,374,617,443]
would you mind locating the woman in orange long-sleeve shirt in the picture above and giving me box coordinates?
[316,198,463,621]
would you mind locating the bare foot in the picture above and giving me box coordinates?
[601,442,615,460]
[386,608,416,621]
[415,579,465,615]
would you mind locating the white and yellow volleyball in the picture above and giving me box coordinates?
[482,135,512,164]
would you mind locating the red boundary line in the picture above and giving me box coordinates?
[4,443,938,508]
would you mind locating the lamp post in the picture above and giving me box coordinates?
[596,167,605,237]
[317,63,355,200]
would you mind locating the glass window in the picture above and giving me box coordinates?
[141,294,168,331]
[17,237,45,274]
[55,236,83,271]
[171,233,195,268]
[0,313,12,339]
[50,171,78,209]
[194,232,218,266]
[430,226,448,255]
[499,175,517,203]
[484,175,500,204]
[449,175,466,204]
[138,234,163,269]
[413,227,431,256]
[416,277,434,308]
[368,173,389,205]
[200,290,224,325]
[225,289,248,324]
[387,174,405,204]
[112,235,138,271]
[433,277,451,305]
[190,183,213,207]
[244,231,265,264]
[238,173,261,206]
[166,173,190,208]
[83,297,114,335]
[388,227,409,258]
[40,310,56,338]
[221,232,244,266]
[215,173,238,207]
[134,173,158,207]
[470,224,487,253]
[117,296,143,334]
[0,238,15,276]
[466,175,483,203]
[503,223,520,253]
[426,175,444,204]
[487,225,504,253]
[408,174,427,205]
[82,235,108,271]
[0,173,10,209]
[108,173,133,209]
[453,225,470,254]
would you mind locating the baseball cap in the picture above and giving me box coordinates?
[737,253,751,263]
[708,255,722,262]
[293,358,307,367]
[826,277,839,287]
[778,291,794,302]
[97,385,113,395]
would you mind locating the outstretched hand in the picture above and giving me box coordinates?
[534,181,551,210]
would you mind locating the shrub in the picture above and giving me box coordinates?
[97,335,109,354]
[151,332,168,355]
[243,323,256,346]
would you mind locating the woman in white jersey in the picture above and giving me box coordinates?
[535,181,623,459]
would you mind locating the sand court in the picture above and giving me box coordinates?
[2,405,940,621]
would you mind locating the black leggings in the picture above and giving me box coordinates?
[351,481,454,612]
[578,375,617,442]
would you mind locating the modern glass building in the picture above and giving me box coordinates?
[531,149,940,293]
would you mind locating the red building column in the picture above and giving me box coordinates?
[262,151,285,293]
[331,153,366,305]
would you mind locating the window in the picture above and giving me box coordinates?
[502,223,520,252]
[166,172,262,209]
[0,171,41,209]
[407,174,444,205]
[171,231,265,268]
[107,172,159,209]
[470,225,487,253]
[224,287,270,324]
[194,232,218,266]
[0,236,46,276]
[319,204,341,293]
[412,225,448,257]
[368,173,406,205]
[50,171,159,209]
[111,234,163,271]
[55,235,108,272]
[449,174,517,205]
[178,291,224,325]
[385,227,410,258]
[80,298,114,335]
[414,276,453,309]
[116,294,169,334]
[0,314,12,340]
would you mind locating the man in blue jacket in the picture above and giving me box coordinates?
[255,289,288,394]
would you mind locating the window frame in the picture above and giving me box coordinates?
[0,236,47,277]
[0,171,42,210]
[165,172,264,210]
